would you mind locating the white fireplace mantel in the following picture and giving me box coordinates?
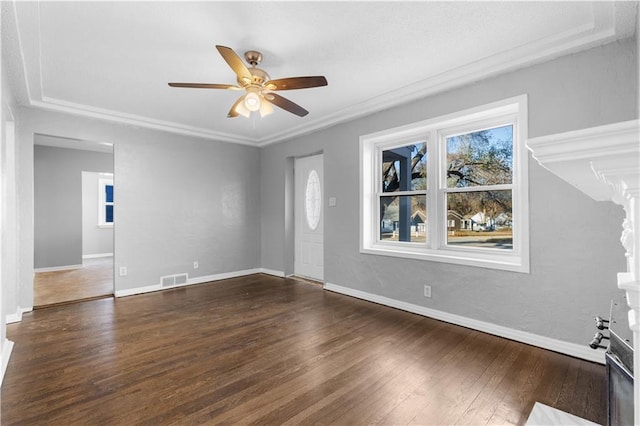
[526,119,640,423]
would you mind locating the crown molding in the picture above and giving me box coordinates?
[257,8,630,147]
[33,98,258,146]
[9,1,637,147]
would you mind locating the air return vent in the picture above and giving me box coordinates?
[161,273,189,287]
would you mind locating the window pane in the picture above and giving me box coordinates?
[105,184,114,203]
[382,142,427,192]
[105,205,114,223]
[446,190,512,249]
[380,195,426,242]
[447,125,512,188]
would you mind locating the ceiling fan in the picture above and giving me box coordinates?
[168,45,328,118]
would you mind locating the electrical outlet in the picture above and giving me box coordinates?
[119,266,127,277]
[193,261,199,269]
[424,284,432,298]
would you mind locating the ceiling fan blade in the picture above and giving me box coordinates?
[227,97,241,118]
[168,83,242,90]
[215,45,253,85]
[264,93,309,117]
[264,76,328,91]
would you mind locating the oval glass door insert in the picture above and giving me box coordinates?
[305,169,321,230]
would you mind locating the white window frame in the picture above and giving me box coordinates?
[360,95,529,273]
[98,174,114,228]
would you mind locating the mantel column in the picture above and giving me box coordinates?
[593,159,639,425]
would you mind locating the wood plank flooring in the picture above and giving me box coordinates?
[2,274,606,425]
[34,257,113,307]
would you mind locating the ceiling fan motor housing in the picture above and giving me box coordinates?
[240,67,269,87]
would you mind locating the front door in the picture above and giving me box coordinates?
[294,154,324,281]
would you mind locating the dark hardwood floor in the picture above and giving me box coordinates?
[1,274,605,425]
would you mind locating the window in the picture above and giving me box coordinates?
[360,96,529,272]
[98,174,114,227]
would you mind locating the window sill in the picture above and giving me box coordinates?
[360,244,529,273]
[98,224,114,229]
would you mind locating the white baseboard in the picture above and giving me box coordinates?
[324,282,604,364]
[82,253,113,259]
[114,268,276,298]
[258,268,285,277]
[114,283,162,298]
[34,264,82,273]
[6,306,33,324]
[1,339,15,387]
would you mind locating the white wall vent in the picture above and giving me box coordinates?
[160,273,189,287]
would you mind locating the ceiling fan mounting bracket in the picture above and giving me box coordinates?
[244,50,263,66]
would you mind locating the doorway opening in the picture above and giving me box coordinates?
[33,134,114,308]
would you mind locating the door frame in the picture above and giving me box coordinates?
[283,151,324,278]
[32,134,116,307]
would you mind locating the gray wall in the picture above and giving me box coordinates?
[16,106,260,308]
[82,171,114,256]
[114,131,261,288]
[34,144,114,268]
[260,38,637,346]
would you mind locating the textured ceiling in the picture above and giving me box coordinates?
[3,1,637,146]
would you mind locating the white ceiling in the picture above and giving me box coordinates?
[3,1,637,147]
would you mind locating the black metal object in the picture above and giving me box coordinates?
[589,297,633,372]
[593,295,635,426]
[608,297,633,375]
[606,351,634,426]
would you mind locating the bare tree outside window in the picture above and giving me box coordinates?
[445,125,513,249]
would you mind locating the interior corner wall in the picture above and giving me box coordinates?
[34,145,114,269]
[259,37,638,347]
[17,107,261,305]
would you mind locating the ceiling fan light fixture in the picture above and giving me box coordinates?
[259,97,274,118]
[234,95,251,118]
[244,89,261,112]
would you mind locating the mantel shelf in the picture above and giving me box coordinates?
[526,120,639,202]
